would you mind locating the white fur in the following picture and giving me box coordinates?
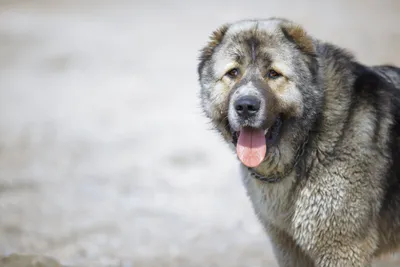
[241,166,297,231]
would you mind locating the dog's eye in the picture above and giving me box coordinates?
[267,69,282,79]
[226,68,240,79]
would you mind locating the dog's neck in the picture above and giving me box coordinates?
[310,42,357,155]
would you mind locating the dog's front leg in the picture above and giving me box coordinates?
[314,250,373,267]
[266,223,315,267]
[292,177,379,267]
[296,223,376,267]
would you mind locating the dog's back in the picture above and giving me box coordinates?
[370,65,400,255]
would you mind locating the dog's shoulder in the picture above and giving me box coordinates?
[353,63,400,141]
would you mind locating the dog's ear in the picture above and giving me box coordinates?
[281,22,315,56]
[198,24,229,65]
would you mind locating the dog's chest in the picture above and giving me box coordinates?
[241,168,296,232]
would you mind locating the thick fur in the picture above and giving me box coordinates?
[198,18,400,267]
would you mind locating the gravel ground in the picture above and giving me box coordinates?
[0,0,399,266]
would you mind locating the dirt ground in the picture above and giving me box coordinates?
[0,0,400,266]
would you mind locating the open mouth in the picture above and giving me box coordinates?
[231,114,283,167]
[232,114,283,146]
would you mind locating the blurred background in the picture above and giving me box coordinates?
[0,0,399,266]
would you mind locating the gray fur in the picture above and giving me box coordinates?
[198,18,400,267]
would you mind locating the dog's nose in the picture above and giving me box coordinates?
[234,96,261,118]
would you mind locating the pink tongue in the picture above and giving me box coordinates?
[236,128,266,167]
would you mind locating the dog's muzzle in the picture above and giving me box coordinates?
[227,81,284,168]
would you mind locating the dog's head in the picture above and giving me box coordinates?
[198,18,323,178]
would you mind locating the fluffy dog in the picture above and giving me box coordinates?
[197,18,400,266]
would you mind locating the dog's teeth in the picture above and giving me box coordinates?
[264,129,268,135]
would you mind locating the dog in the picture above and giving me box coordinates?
[197,18,400,266]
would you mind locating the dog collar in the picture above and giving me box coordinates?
[248,168,281,183]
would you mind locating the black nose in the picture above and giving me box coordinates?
[234,96,261,118]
